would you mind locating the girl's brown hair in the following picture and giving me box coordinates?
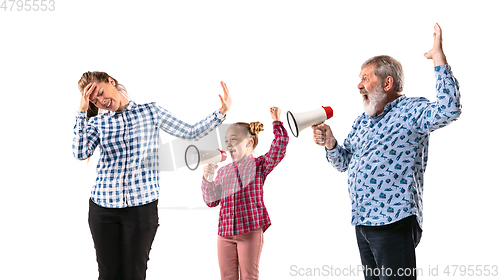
[233,122,264,149]
[77,71,128,120]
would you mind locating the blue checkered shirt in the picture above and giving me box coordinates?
[73,101,226,208]
[326,64,461,229]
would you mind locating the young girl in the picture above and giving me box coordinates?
[201,107,289,280]
[72,71,232,280]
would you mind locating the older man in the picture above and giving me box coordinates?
[313,24,461,279]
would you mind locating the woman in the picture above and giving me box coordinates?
[201,107,289,280]
[72,71,232,280]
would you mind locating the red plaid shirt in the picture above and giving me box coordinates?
[201,121,289,237]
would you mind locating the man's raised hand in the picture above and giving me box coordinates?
[424,23,448,66]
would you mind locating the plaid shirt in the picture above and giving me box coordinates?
[73,101,225,208]
[201,121,289,237]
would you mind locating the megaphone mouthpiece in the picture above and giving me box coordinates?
[218,149,227,162]
[322,106,334,119]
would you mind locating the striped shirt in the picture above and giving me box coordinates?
[73,101,225,208]
[326,64,461,228]
[202,121,289,237]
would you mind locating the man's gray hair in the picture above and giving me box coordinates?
[362,55,404,92]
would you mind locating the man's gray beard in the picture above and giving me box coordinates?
[364,86,386,117]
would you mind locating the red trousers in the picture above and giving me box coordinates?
[217,227,264,280]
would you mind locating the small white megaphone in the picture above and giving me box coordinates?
[286,106,333,137]
[185,145,227,178]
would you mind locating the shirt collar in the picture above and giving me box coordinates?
[107,100,137,117]
[230,154,255,168]
[368,95,406,123]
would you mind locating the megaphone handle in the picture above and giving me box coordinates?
[314,122,325,144]
[207,163,217,182]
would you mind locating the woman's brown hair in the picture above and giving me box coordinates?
[77,71,128,120]
[232,122,264,149]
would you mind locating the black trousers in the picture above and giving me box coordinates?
[355,215,422,280]
[88,199,159,280]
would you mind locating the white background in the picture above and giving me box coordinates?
[1,0,499,279]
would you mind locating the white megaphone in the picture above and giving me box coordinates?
[185,145,227,180]
[286,106,333,137]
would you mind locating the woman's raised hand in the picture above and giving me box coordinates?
[219,81,232,115]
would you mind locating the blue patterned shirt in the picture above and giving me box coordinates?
[72,101,226,208]
[326,64,461,229]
